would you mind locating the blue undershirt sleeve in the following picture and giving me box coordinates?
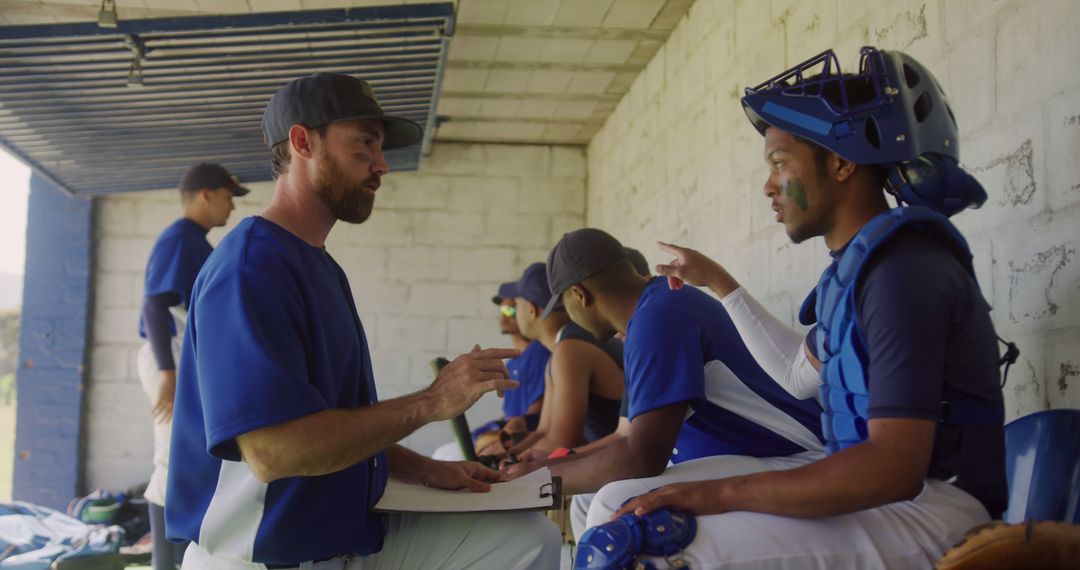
[143,292,180,371]
[858,248,952,421]
[805,324,820,360]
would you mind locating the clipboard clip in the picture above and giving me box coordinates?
[538,477,562,504]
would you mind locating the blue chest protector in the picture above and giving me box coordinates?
[799,206,1003,455]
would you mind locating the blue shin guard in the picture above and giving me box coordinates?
[575,506,697,569]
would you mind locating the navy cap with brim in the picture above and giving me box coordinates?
[262,73,423,150]
[515,263,553,311]
[492,281,518,305]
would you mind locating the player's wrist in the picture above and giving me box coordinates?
[406,389,445,424]
[707,265,739,298]
[547,447,575,459]
[711,478,740,513]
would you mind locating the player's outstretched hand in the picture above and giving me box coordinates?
[654,241,740,297]
[426,345,520,421]
[612,480,722,518]
[475,439,506,458]
[517,448,550,463]
[407,460,501,493]
[499,458,547,481]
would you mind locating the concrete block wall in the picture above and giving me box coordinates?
[585,0,1080,420]
[85,142,585,492]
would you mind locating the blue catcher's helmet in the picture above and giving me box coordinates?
[741,46,986,216]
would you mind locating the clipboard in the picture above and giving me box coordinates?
[373,468,562,514]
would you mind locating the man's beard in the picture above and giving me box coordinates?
[313,151,376,224]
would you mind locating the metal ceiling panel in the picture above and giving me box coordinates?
[0,4,455,195]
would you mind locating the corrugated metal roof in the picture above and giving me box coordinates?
[0,3,454,195]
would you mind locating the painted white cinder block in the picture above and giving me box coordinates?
[386,245,452,280]
[448,248,518,283]
[89,345,132,383]
[85,142,587,491]
[1042,86,1080,213]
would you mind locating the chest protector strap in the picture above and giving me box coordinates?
[799,207,1002,455]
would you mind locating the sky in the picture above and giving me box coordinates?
[0,149,29,276]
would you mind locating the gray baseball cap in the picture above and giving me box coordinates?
[624,247,651,277]
[542,228,627,318]
[261,72,423,150]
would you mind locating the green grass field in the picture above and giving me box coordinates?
[1,400,14,502]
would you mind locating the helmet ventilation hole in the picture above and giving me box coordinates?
[945,102,957,126]
[914,92,933,122]
[864,117,881,148]
[903,64,921,88]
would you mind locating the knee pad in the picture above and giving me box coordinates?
[574,505,696,569]
[638,507,697,559]
[575,513,642,569]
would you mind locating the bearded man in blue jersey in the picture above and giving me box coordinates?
[165,73,559,570]
[601,47,1006,569]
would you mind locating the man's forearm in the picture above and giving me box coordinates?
[238,390,440,483]
[386,444,432,477]
[551,437,665,494]
[704,265,741,299]
[709,419,934,518]
[571,431,623,456]
[550,404,684,494]
[507,430,544,456]
[714,446,919,517]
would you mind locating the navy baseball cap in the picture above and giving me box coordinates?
[261,72,423,150]
[543,228,627,318]
[492,281,517,305]
[179,162,249,196]
[514,263,554,311]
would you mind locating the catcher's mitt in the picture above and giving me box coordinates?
[936,520,1080,570]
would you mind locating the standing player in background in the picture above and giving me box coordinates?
[137,162,248,570]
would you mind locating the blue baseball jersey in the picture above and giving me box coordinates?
[624,278,824,463]
[503,341,550,417]
[166,217,388,564]
[139,218,213,337]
